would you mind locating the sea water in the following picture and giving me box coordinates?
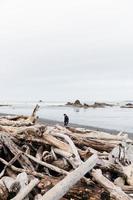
[0,101,133,133]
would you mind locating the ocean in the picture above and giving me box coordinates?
[0,101,133,133]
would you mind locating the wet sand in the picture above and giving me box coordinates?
[39,118,133,139]
[39,118,118,133]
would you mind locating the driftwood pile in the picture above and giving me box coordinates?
[0,105,133,199]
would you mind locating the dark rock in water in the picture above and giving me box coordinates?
[83,103,89,107]
[0,104,11,107]
[73,100,82,106]
[91,102,105,108]
[66,102,73,106]
[93,102,113,108]
[66,100,82,107]
[121,103,133,108]
[126,103,133,106]
[93,102,105,108]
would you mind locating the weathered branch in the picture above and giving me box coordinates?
[25,153,69,175]
[11,178,39,200]
[92,169,131,200]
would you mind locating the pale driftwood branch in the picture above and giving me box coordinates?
[1,176,16,192]
[92,169,132,200]
[0,152,22,178]
[56,124,129,141]
[34,194,43,200]
[122,164,133,186]
[6,168,16,179]
[26,104,40,124]
[0,105,39,127]
[43,133,71,152]
[0,157,46,179]
[1,172,29,197]
[25,153,69,175]
[36,146,44,160]
[0,118,34,127]
[50,132,82,167]
[31,104,40,118]
[53,148,78,169]
[15,172,29,200]
[11,178,39,200]
[36,146,44,170]
[40,154,98,200]
[0,132,34,171]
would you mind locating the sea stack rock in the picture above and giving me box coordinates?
[73,100,82,107]
[66,100,83,107]
[66,102,73,106]
[83,103,89,108]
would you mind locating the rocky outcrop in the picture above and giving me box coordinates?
[73,100,82,107]
[92,102,114,108]
[0,104,11,107]
[39,100,43,103]
[66,100,114,108]
[121,103,133,108]
[66,102,73,106]
[66,100,82,107]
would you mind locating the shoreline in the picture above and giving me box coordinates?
[39,118,133,139]
[0,113,132,139]
[39,118,119,133]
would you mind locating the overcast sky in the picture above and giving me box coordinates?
[0,0,133,102]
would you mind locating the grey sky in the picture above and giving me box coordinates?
[0,0,133,101]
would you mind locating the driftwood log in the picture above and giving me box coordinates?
[41,154,98,200]
[11,178,39,200]
[92,169,132,200]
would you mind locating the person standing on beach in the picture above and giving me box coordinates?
[64,114,69,126]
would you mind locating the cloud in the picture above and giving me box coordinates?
[0,0,133,101]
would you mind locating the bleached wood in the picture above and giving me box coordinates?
[25,153,69,175]
[11,178,39,200]
[40,154,98,200]
[92,169,131,200]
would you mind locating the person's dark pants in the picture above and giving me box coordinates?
[64,121,68,126]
